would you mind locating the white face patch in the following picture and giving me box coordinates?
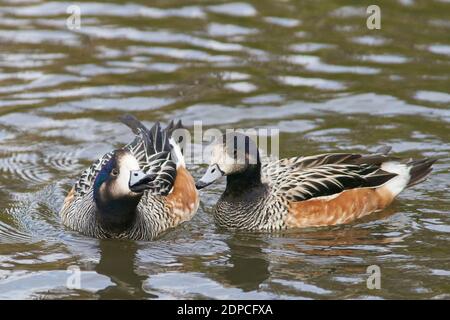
[208,136,259,176]
[120,153,140,172]
[111,152,141,197]
[209,143,237,175]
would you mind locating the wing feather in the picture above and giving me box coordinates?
[121,115,182,196]
[73,115,184,197]
[262,150,398,202]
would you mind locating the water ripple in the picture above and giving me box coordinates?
[0,152,51,185]
[207,2,257,17]
[0,0,449,300]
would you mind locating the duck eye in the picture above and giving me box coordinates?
[111,169,119,176]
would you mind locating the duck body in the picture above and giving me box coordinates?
[197,133,436,231]
[60,115,198,240]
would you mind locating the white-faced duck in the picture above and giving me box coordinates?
[60,115,199,240]
[196,132,436,231]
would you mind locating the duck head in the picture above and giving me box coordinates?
[93,149,156,232]
[196,132,261,190]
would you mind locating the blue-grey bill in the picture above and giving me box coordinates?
[129,170,156,192]
[196,164,224,189]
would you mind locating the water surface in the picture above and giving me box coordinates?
[0,0,449,299]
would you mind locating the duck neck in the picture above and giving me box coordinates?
[94,192,141,234]
[217,161,271,230]
[224,162,263,197]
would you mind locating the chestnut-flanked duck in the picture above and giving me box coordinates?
[196,132,436,231]
[60,115,199,240]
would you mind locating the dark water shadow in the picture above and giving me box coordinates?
[95,239,156,299]
[215,232,271,292]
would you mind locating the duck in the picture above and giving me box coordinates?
[60,115,199,240]
[196,132,436,231]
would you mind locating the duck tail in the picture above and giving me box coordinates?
[405,158,437,188]
[380,157,436,197]
[120,114,175,155]
[166,120,186,168]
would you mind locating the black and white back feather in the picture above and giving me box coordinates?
[262,148,399,202]
[73,115,183,197]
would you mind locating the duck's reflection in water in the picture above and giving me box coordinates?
[215,233,271,291]
[209,207,404,291]
[92,207,403,298]
[95,239,156,299]
[293,206,404,255]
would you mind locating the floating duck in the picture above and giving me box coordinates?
[60,115,199,240]
[196,132,435,230]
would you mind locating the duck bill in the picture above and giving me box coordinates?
[196,164,224,190]
[129,170,156,193]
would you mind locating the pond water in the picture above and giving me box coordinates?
[0,0,449,299]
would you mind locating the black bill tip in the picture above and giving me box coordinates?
[129,172,157,193]
[195,180,210,190]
